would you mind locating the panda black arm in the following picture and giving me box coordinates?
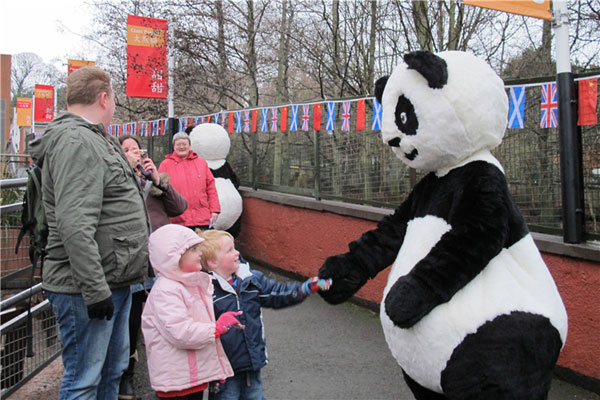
[318,192,415,304]
[385,164,510,328]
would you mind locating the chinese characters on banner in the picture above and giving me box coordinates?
[68,59,96,75]
[34,84,54,122]
[126,14,167,99]
[16,98,32,126]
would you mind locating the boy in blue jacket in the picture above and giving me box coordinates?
[197,230,331,400]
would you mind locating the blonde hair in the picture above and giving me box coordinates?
[197,230,233,270]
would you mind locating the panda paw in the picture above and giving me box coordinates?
[318,253,369,305]
[384,276,440,329]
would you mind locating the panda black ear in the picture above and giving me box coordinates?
[374,76,389,104]
[403,51,448,89]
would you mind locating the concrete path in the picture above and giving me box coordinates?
[10,265,600,400]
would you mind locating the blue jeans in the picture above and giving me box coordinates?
[46,287,131,400]
[209,370,265,400]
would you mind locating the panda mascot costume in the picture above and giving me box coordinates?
[190,123,243,237]
[318,51,568,399]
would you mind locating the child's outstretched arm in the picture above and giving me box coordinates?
[254,271,332,309]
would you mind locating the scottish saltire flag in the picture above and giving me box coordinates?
[179,119,184,132]
[271,108,278,132]
[290,105,298,131]
[214,113,220,126]
[540,82,558,128]
[341,101,351,131]
[301,105,310,131]
[326,102,335,130]
[244,110,251,133]
[508,86,525,129]
[261,108,268,132]
[236,111,242,133]
[372,98,382,130]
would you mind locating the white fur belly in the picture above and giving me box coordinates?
[213,178,242,230]
[380,216,568,393]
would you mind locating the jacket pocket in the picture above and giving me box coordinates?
[102,231,148,284]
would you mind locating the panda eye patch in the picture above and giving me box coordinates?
[395,95,418,136]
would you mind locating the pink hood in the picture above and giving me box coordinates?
[149,224,205,285]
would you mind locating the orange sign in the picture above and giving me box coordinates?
[463,0,552,20]
[68,59,96,75]
[16,97,32,127]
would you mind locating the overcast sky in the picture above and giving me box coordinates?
[0,0,96,70]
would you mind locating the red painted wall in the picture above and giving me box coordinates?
[236,196,600,381]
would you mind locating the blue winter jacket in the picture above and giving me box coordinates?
[210,263,305,372]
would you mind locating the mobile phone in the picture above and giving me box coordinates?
[140,149,148,159]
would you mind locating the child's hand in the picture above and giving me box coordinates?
[215,311,244,337]
[301,277,333,296]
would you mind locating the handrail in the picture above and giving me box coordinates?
[0,283,43,312]
[0,177,28,189]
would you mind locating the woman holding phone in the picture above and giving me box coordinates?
[117,134,188,400]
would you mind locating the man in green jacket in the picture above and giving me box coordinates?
[30,66,149,400]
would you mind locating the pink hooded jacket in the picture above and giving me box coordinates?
[158,151,220,227]
[141,224,233,393]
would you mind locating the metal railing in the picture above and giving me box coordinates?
[0,172,61,398]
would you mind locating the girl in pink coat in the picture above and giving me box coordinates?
[142,224,242,399]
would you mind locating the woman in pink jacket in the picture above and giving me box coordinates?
[158,132,221,230]
[142,224,242,399]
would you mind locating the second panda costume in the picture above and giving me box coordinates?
[190,123,243,237]
[318,51,568,399]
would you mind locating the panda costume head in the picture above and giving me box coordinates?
[319,50,567,399]
[375,50,507,173]
[190,123,231,170]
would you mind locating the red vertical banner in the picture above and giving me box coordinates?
[228,112,234,134]
[280,106,288,132]
[34,84,54,122]
[313,103,322,131]
[126,15,168,99]
[356,99,365,131]
[252,109,258,132]
[578,78,598,126]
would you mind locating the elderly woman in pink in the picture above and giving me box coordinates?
[159,132,220,231]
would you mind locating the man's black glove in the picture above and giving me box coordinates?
[87,296,114,320]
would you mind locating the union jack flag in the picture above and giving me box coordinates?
[220,112,227,128]
[261,108,268,132]
[301,105,310,131]
[290,105,298,131]
[236,111,242,133]
[341,101,351,131]
[540,83,558,128]
[372,98,382,130]
[244,110,251,133]
[326,102,335,131]
[271,107,278,132]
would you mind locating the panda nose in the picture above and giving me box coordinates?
[388,137,401,147]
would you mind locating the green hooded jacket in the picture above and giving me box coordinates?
[30,112,150,305]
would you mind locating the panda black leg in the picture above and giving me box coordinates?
[403,370,448,400]
[440,312,562,400]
